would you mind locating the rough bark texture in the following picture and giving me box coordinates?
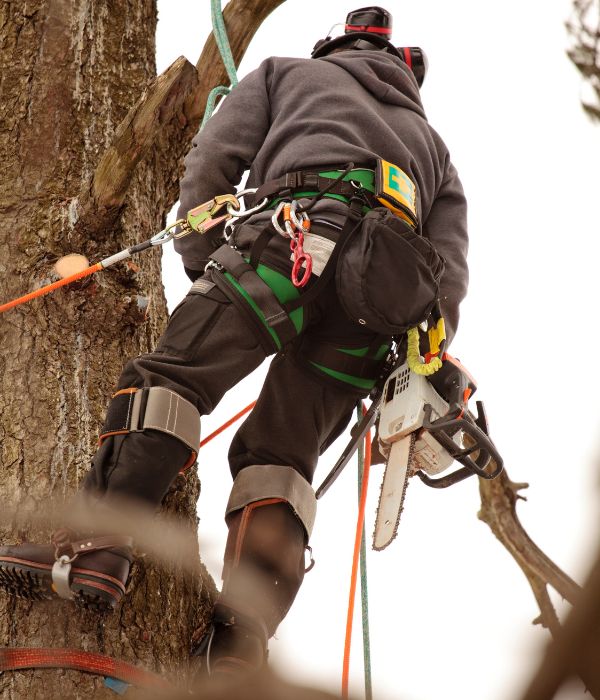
[0,0,283,697]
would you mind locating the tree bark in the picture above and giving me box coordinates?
[0,0,282,697]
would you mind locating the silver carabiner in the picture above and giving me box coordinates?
[150,220,182,246]
[271,201,288,236]
[226,188,269,219]
[289,200,310,232]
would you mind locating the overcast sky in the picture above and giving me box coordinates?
[156,2,600,698]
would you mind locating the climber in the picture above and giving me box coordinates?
[0,6,468,679]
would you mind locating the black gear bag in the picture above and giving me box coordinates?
[335,207,445,335]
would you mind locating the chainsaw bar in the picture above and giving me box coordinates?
[373,433,416,551]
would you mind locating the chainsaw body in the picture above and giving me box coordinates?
[378,355,503,488]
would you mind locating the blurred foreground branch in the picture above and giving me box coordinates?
[518,541,600,700]
[479,469,600,698]
[566,0,600,120]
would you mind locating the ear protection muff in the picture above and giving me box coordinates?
[311,6,428,87]
[399,46,428,87]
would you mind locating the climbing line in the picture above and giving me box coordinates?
[199,401,256,448]
[358,423,373,700]
[211,0,239,87]
[0,263,103,315]
[0,647,172,692]
[201,0,239,129]
[342,402,373,699]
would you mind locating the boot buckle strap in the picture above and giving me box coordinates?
[51,555,74,600]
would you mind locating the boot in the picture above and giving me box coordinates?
[0,528,133,612]
[192,500,309,678]
[192,602,268,681]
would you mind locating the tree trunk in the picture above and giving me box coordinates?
[0,0,282,696]
[0,1,204,697]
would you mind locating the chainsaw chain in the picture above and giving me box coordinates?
[372,433,417,551]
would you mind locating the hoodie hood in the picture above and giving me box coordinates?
[319,50,426,119]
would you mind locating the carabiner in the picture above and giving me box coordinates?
[290,232,313,288]
[226,188,269,219]
[271,201,290,237]
[186,194,240,233]
[150,220,182,246]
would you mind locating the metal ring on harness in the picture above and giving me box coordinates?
[226,189,269,218]
[223,189,269,241]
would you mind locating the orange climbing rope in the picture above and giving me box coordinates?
[342,413,372,698]
[0,647,171,691]
[199,401,257,447]
[0,263,103,315]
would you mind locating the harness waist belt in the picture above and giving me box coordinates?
[254,167,376,206]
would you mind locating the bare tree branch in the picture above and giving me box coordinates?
[478,471,580,623]
[71,56,198,239]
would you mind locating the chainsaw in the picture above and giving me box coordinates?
[316,352,503,550]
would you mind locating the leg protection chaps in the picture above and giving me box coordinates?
[219,465,317,638]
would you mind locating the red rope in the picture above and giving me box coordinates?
[0,647,171,690]
[199,401,256,447]
[341,410,372,698]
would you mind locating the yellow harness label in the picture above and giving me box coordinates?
[375,159,418,228]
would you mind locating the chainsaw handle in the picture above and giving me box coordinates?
[422,404,504,480]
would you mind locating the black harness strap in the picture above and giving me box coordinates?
[254,171,370,204]
[249,227,274,269]
[210,245,298,347]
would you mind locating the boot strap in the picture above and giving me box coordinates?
[52,530,133,560]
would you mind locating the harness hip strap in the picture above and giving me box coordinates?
[210,245,298,347]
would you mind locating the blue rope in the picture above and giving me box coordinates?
[357,404,373,700]
[201,86,231,130]
[211,0,239,87]
[202,0,240,128]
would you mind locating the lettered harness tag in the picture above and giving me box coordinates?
[375,159,418,229]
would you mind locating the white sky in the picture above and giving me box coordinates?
[156,2,600,699]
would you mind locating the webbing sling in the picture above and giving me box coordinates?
[210,244,298,347]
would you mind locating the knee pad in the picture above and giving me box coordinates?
[99,386,201,472]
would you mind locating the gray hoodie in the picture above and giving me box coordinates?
[176,50,468,341]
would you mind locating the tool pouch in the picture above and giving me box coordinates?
[335,207,445,335]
